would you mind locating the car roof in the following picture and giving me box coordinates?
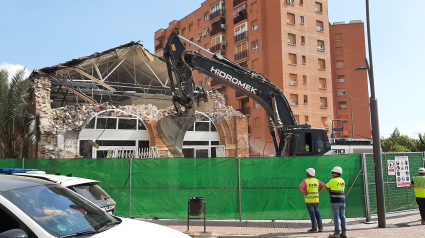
[14,173,99,187]
[0,175,56,192]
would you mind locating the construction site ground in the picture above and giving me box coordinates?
[140,209,424,238]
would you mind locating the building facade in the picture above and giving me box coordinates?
[330,21,371,140]
[155,0,369,156]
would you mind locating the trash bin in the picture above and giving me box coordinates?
[189,197,204,216]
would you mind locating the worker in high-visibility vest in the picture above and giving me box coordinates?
[410,167,425,225]
[298,168,325,233]
[326,166,347,238]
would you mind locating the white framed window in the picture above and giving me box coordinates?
[211,1,224,14]
[235,41,248,53]
[254,103,260,109]
[211,35,226,46]
[234,22,248,35]
[252,41,259,51]
[204,11,209,20]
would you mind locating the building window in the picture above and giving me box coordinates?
[211,2,223,14]
[319,78,326,89]
[336,60,344,68]
[251,1,258,12]
[203,27,210,36]
[289,74,297,85]
[318,59,325,70]
[252,20,258,31]
[321,117,328,128]
[289,53,297,65]
[252,40,259,51]
[182,28,186,35]
[303,75,307,84]
[252,59,259,71]
[302,55,306,64]
[335,46,343,54]
[254,117,261,128]
[198,18,202,27]
[316,20,324,32]
[287,13,295,25]
[300,16,304,24]
[235,22,248,36]
[337,75,345,82]
[317,40,324,51]
[300,0,304,5]
[303,95,308,104]
[254,103,260,109]
[315,2,323,13]
[197,33,202,42]
[290,94,298,106]
[305,115,309,124]
[320,97,327,108]
[334,33,343,41]
[211,35,225,47]
[204,12,209,20]
[235,41,248,53]
[294,115,300,123]
[301,36,305,45]
[288,33,296,45]
[339,101,347,109]
[337,88,346,96]
[189,24,193,32]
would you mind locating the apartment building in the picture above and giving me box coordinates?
[155,0,335,156]
[330,21,372,140]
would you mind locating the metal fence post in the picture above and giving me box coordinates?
[129,158,132,218]
[22,158,25,169]
[362,153,372,223]
[238,157,242,222]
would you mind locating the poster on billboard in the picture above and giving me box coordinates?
[395,156,411,187]
[387,160,395,175]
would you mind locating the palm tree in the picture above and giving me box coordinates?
[0,68,36,158]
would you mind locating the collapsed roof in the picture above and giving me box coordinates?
[30,41,172,108]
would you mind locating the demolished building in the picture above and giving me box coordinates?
[27,41,248,159]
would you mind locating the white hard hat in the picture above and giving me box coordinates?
[306,168,316,177]
[419,168,425,173]
[331,166,343,174]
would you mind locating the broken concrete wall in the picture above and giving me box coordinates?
[32,76,249,158]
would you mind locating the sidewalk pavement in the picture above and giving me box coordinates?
[140,209,424,238]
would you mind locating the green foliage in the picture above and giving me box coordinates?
[0,68,36,158]
[381,127,424,152]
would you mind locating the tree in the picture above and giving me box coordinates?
[381,127,418,152]
[0,68,36,158]
[418,133,425,151]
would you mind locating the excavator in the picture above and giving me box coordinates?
[156,31,331,158]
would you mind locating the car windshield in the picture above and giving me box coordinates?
[73,184,113,203]
[2,184,118,237]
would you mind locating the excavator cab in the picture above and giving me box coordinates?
[286,128,331,157]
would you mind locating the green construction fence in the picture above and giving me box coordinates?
[1,154,364,220]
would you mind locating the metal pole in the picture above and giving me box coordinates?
[238,157,242,221]
[365,0,386,227]
[22,158,25,169]
[362,153,372,223]
[348,97,354,138]
[129,158,132,218]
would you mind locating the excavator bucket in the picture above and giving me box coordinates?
[156,113,196,158]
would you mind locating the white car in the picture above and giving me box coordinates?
[11,170,117,215]
[0,175,190,238]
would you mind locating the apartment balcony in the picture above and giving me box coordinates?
[210,27,226,36]
[233,0,246,7]
[235,50,248,61]
[155,43,165,51]
[234,11,248,24]
[237,107,250,115]
[235,90,248,98]
[210,43,226,53]
[210,9,225,21]
[234,31,248,43]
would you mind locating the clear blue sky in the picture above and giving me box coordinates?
[1,0,424,138]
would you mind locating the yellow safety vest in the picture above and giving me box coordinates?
[305,178,320,203]
[327,177,345,201]
[414,176,425,198]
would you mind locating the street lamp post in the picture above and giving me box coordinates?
[347,96,354,139]
[354,0,386,228]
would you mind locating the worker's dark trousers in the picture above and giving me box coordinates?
[416,197,425,220]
